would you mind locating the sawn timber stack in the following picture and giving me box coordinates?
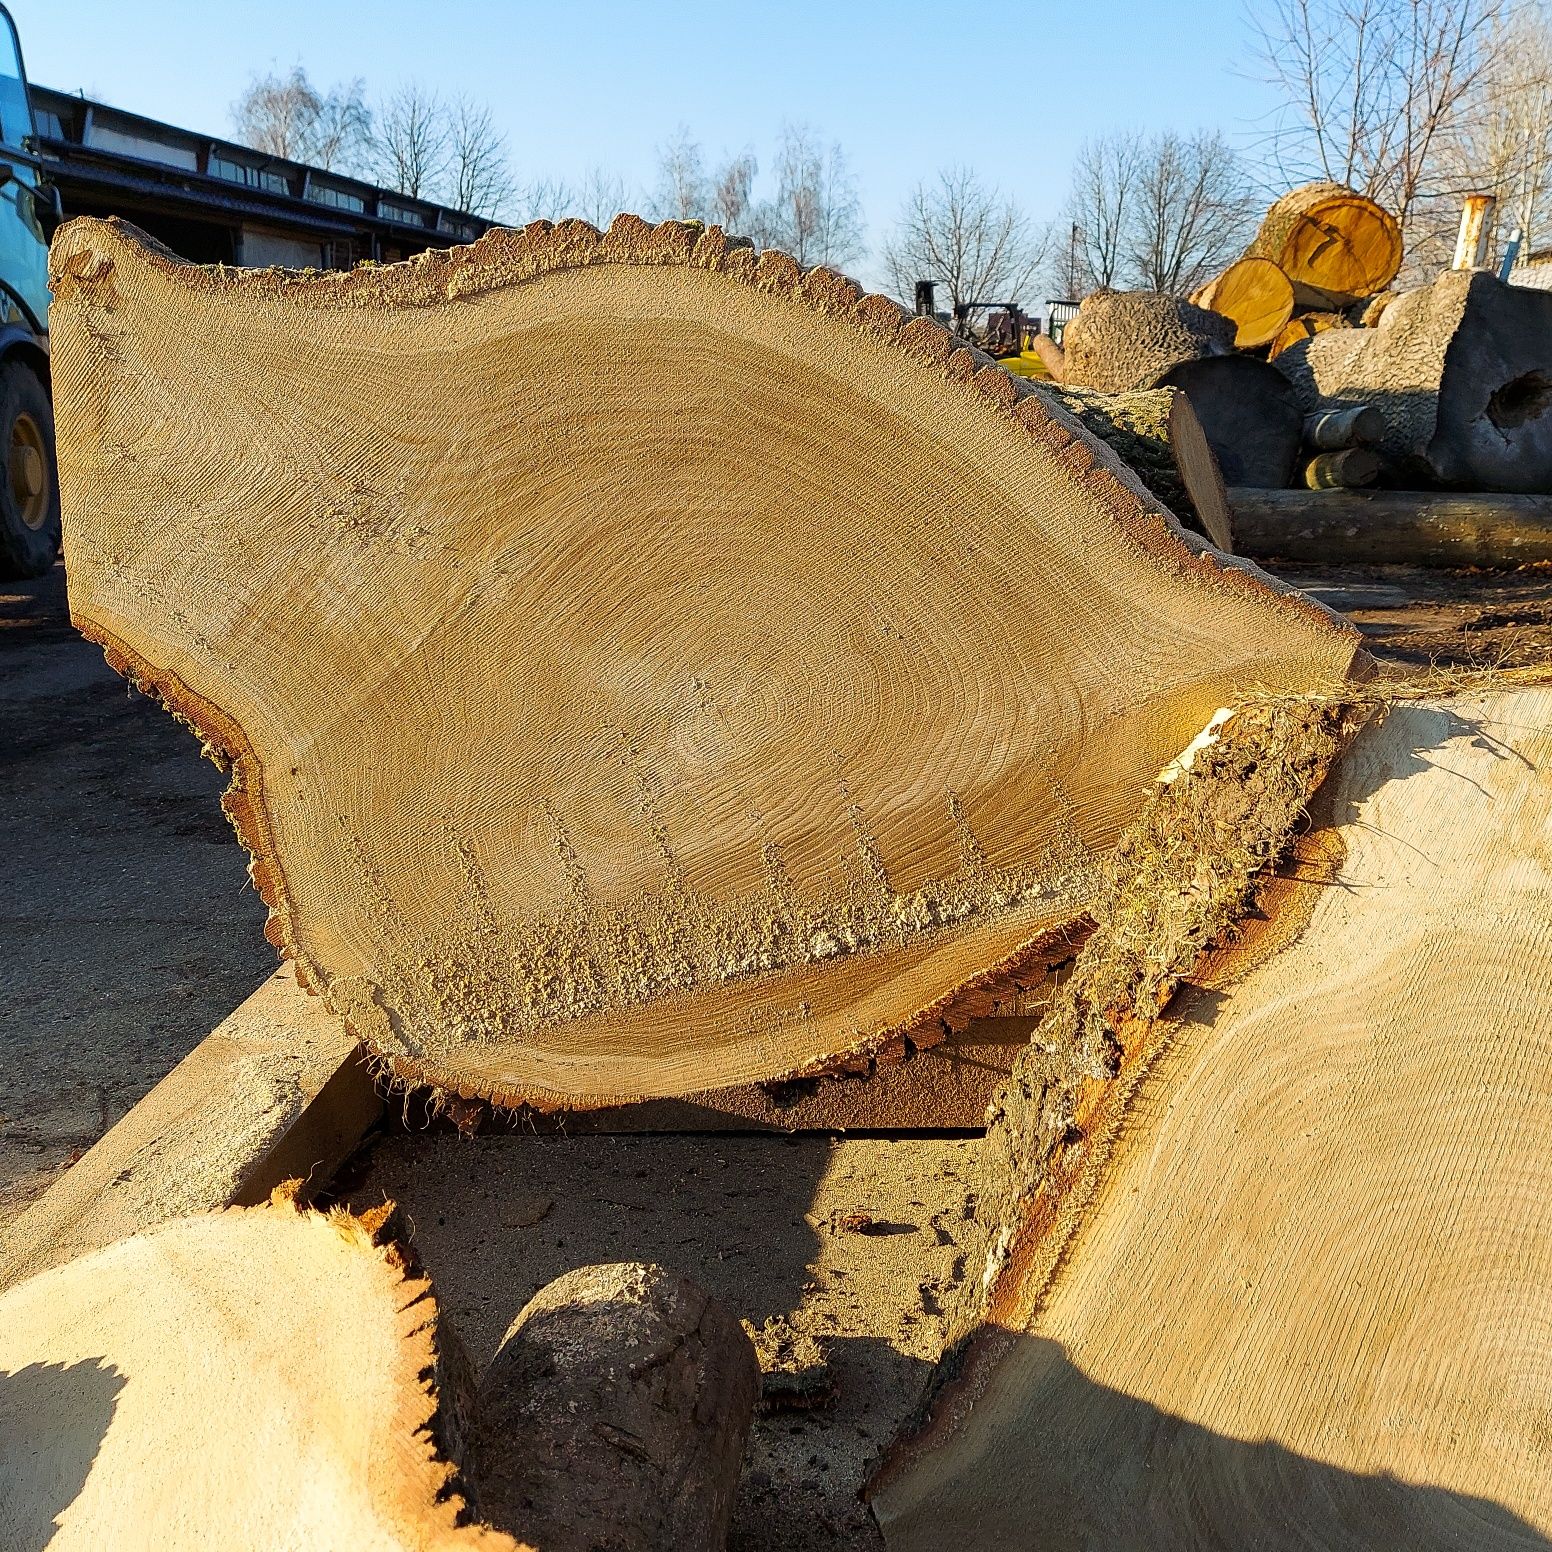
[48,215,1363,1112]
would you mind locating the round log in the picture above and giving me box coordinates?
[1036,384,1234,551]
[471,1263,758,1552]
[1302,448,1380,488]
[1246,182,1402,309]
[1154,354,1304,488]
[1228,487,1552,566]
[1275,269,1552,491]
[0,1198,514,1552]
[1060,290,1235,394]
[1193,258,1296,349]
[1303,405,1386,450]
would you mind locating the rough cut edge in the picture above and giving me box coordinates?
[866,691,1370,1503]
[54,213,1365,1110]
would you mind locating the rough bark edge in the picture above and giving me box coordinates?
[54,214,1365,1111]
[1245,181,1403,299]
[867,691,1371,1502]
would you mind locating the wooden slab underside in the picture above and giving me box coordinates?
[873,689,1552,1548]
[0,965,381,1294]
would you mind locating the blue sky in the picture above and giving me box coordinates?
[12,1,1280,289]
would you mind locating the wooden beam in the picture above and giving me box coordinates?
[0,965,381,1293]
[1229,487,1552,567]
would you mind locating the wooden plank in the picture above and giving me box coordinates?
[0,964,381,1292]
[1231,486,1552,567]
[872,689,1552,1548]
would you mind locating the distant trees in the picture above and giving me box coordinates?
[883,166,1050,314]
[231,68,371,173]
[1249,0,1507,272]
[1062,129,1249,297]
[646,123,865,268]
[231,68,514,217]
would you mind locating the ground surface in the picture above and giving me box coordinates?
[345,1132,980,1552]
[0,564,271,1223]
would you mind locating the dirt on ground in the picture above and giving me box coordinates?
[0,564,272,1224]
[344,1131,982,1552]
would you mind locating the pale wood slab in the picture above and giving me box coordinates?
[0,1199,520,1551]
[0,964,380,1293]
[49,215,1360,1110]
[873,689,1552,1547]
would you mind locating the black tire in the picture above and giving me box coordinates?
[0,360,61,581]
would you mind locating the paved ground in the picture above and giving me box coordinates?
[0,564,271,1224]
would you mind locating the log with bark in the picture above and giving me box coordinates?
[1191,256,1296,349]
[872,689,1552,1550]
[1059,290,1235,393]
[1227,487,1552,567]
[49,215,1361,1110]
[1274,269,1552,492]
[1303,405,1385,450]
[1153,354,1305,488]
[0,1195,521,1551]
[1033,384,1234,551]
[1245,181,1402,310]
[471,1263,758,1552]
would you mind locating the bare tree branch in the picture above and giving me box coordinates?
[231,68,371,173]
[374,82,450,200]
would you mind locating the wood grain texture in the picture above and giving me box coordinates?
[1192,256,1296,348]
[873,689,1552,1548]
[0,1197,519,1551]
[49,215,1360,1110]
[1247,182,1402,309]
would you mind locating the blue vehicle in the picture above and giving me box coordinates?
[0,3,60,580]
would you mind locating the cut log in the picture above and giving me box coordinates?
[1191,257,1296,349]
[50,215,1361,1109]
[872,690,1552,1550]
[1033,385,1234,551]
[1228,487,1552,567]
[0,1196,519,1551]
[1268,310,1349,359]
[1060,290,1235,393]
[1029,331,1066,380]
[1302,448,1380,488]
[1154,354,1305,487]
[1303,404,1385,450]
[1245,181,1402,309]
[471,1263,757,1552]
[1274,269,1552,491]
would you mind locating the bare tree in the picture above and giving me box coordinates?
[375,82,450,200]
[231,68,371,172]
[1127,130,1252,291]
[883,165,1051,314]
[754,122,864,267]
[445,96,515,217]
[710,150,758,233]
[512,168,634,227]
[1444,2,1552,257]
[1249,0,1506,266]
[653,127,708,220]
[1065,131,1144,291]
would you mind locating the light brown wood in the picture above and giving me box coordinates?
[0,964,381,1295]
[1269,309,1349,359]
[874,689,1552,1549]
[1029,331,1066,380]
[1229,487,1552,566]
[1246,182,1402,309]
[50,215,1360,1111]
[472,1263,758,1552]
[1193,256,1296,349]
[1302,447,1380,488]
[0,1197,521,1551]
